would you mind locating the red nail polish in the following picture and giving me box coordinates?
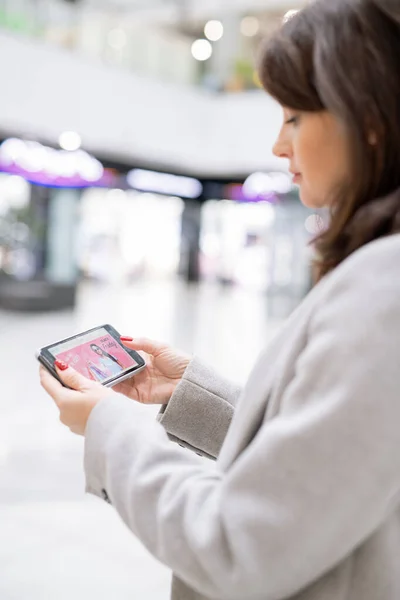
[55,359,69,371]
[120,336,133,342]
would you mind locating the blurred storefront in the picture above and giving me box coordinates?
[76,165,318,303]
[0,175,79,310]
[200,199,274,291]
[0,132,320,313]
[0,136,116,310]
[78,188,184,283]
[200,174,317,303]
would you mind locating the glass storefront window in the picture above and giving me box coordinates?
[0,173,80,287]
[0,173,36,281]
[200,195,317,300]
[200,199,275,291]
[78,188,184,283]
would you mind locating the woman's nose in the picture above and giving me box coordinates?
[273,129,292,160]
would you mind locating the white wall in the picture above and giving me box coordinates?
[0,31,285,177]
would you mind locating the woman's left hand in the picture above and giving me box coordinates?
[40,361,113,435]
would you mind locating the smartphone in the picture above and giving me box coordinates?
[36,324,145,388]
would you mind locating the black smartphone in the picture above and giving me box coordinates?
[36,323,145,388]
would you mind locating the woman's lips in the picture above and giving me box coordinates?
[292,173,302,184]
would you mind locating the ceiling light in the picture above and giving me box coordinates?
[127,169,203,199]
[191,39,213,62]
[59,131,82,152]
[240,16,260,37]
[204,20,224,42]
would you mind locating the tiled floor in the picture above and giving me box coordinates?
[0,279,285,600]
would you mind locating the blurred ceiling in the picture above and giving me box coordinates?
[82,0,306,22]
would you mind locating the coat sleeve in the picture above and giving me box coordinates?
[84,240,400,600]
[157,357,242,459]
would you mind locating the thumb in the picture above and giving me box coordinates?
[54,360,95,391]
[120,336,167,357]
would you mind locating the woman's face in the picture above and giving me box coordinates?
[273,108,351,208]
[92,346,103,356]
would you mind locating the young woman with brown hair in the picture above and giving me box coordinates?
[41,1,400,598]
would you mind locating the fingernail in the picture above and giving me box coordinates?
[120,336,133,342]
[55,359,69,371]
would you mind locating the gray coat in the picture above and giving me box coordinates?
[85,234,400,600]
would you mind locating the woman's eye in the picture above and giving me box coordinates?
[285,116,299,125]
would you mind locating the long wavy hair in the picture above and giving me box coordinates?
[259,0,400,279]
[90,344,120,365]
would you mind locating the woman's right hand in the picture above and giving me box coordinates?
[113,337,191,405]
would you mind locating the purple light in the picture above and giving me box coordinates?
[0,162,115,188]
[225,184,278,203]
[0,138,116,189]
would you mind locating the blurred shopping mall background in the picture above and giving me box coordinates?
[0,1,321,599]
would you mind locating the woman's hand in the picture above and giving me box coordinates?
[40,362,113,435]
[114,337,191,405]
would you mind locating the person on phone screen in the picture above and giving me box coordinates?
[40,2,400,599]
[86,360,108,382]
[90,344,124,377]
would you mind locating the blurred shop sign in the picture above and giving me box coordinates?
[0,138,115,188]
[127,169,203,199]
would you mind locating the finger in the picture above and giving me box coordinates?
[113,380,134,396]
[119,349,148,365]
[39,366,68,405]
[53,360,96,392]
[112,380,128,392]
[119,336,166,356]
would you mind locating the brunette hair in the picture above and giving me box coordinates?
[90,344,119,365]
[259,0,400,278]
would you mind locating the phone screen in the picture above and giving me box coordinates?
[48,327,138,383]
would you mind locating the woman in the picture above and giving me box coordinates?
[90,343,124,376]
[40,1,400,599]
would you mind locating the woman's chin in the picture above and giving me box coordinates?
[299,186,324,209]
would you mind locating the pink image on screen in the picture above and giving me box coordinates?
[54,334,137,382]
